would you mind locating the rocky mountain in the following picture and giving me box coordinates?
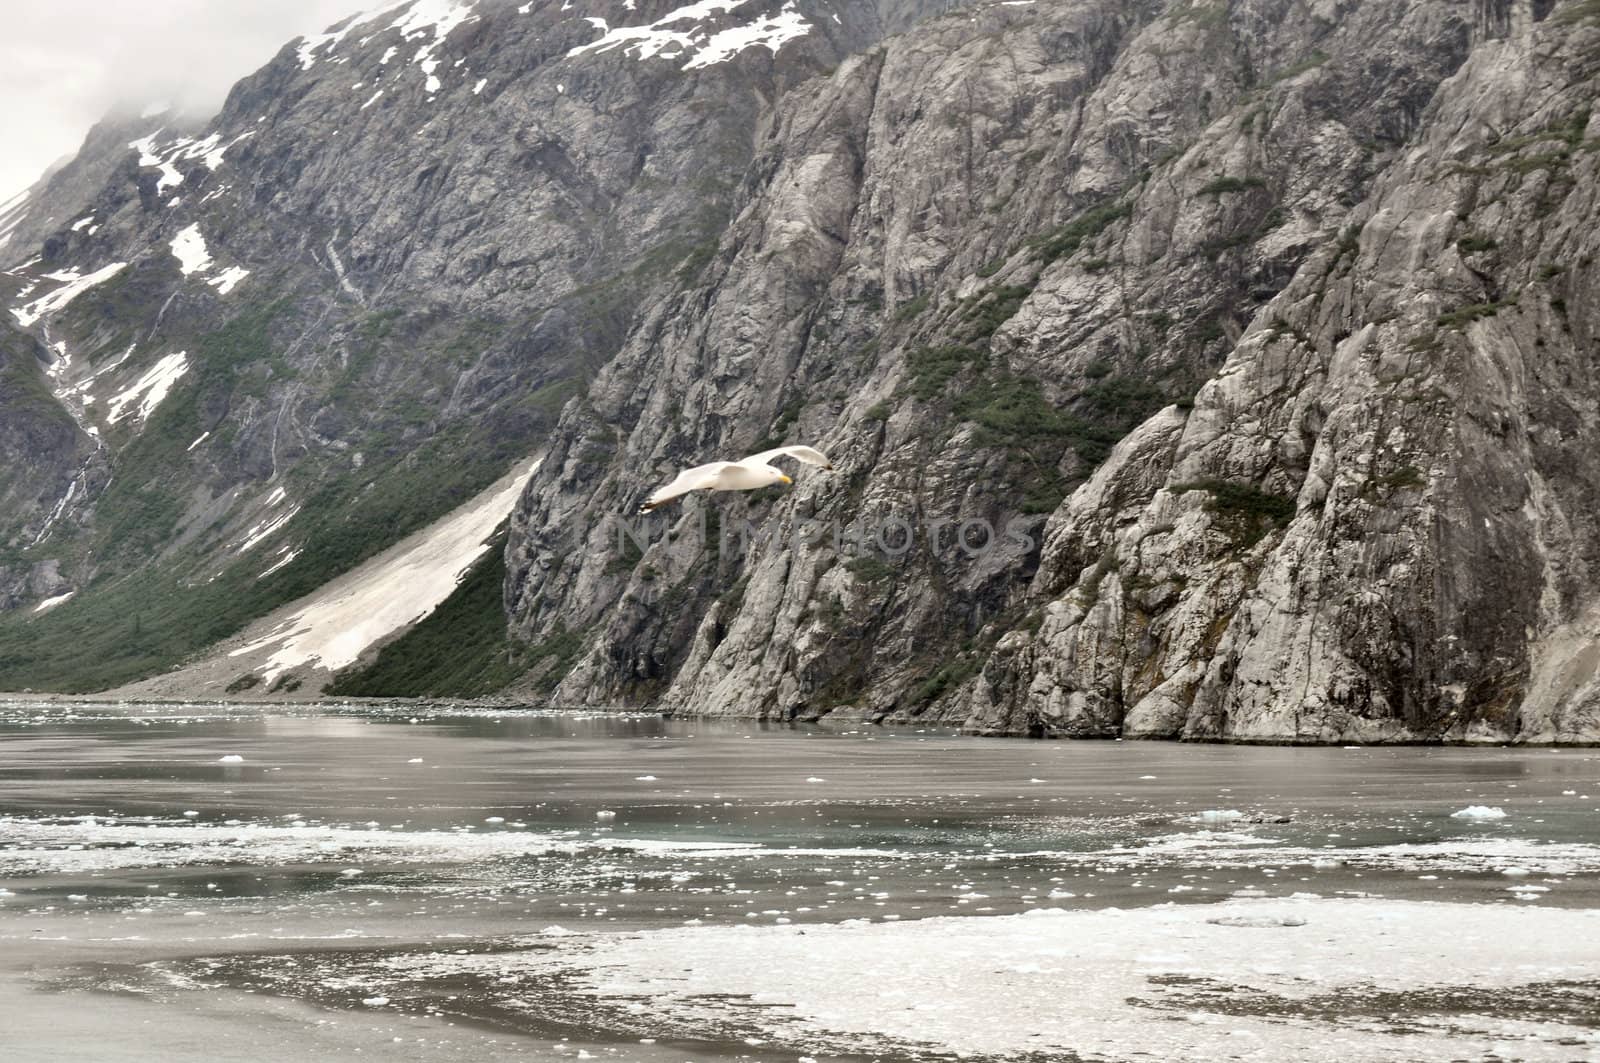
[3,0,1599,743]
[0,0,949,693]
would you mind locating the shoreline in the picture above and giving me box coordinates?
[3,694,1598,746]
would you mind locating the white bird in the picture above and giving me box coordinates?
[640,445,833,513]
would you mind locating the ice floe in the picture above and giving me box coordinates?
[496,897,1600,1061]
[0,814,874,877]
[1451,805,1508,821]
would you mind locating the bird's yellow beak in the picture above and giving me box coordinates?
[780,474,793,485]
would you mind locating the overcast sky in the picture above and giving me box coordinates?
[0,0,369,202]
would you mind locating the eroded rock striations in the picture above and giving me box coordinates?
[505,0,1600,742]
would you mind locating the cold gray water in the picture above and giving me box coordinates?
[2,702,1599,1061]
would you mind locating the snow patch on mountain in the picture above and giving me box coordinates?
[297,2,409,69]
[237,505,302,555]
[567,0,812,69]
[32,591,76,614]
[209,266,251,295]
[10,262,128,328]
[167,225,250,294]
[130,130,255,192]
[170,225,214,274]
[106,352,189,425]
[394,0,478,95]
[684,2,809,68]
[258,548,303,581]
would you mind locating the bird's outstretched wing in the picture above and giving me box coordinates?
[640,462,734,513]
[747,444,833,470]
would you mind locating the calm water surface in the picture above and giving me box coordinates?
[2,703,1598,1061]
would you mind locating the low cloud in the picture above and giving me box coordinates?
[0,0,366,199]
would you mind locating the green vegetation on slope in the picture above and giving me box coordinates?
[0,419,528,693]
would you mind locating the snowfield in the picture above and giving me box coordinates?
[222,458,540,683]
[10,262,128,327]
[568,0,813,69]
[169,224,214,274]
[105,352,190,424]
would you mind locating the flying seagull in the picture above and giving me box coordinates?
[639,445,834,513]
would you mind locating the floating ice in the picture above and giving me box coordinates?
[1451,806,1508,821]
[1188,809,1244,824]
[218,754,244,763]
[1206,914,1307,928]
[596,810,617,821]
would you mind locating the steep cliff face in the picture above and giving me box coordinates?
[504,0,1600,741]
[0,0,943,692]
[966,3,1600,744]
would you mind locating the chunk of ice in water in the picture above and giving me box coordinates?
[596,810,617,821]
[219,754,243,763]
[1189,809,1244,824]
[1450,805,1507,821]
[362,996,389,1006]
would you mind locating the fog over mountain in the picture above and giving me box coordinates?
[0,0,360,201]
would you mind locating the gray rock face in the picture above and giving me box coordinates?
[506,0,1600,742]
[0,111,201,271]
